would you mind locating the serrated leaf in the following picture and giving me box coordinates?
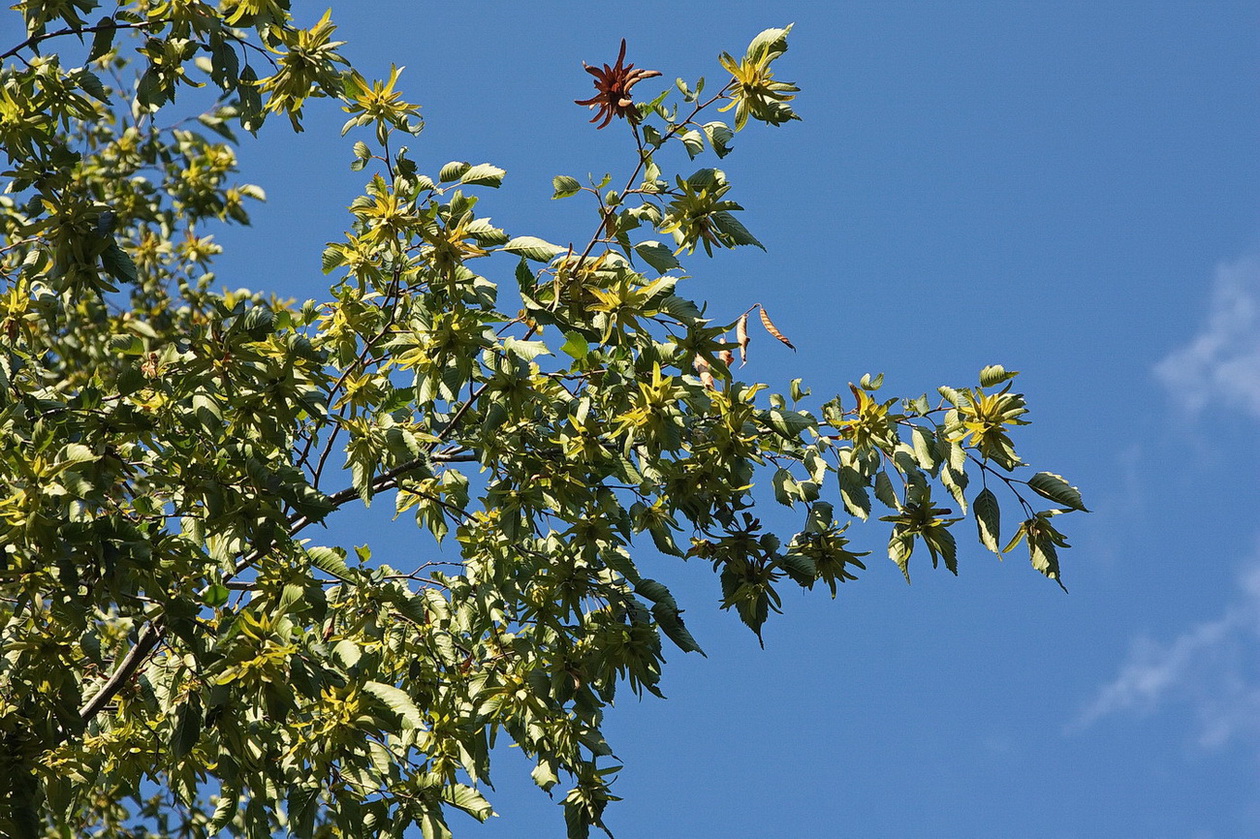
[170,697,202,759]
[438,161,471,182]
[552,175,581,198]
[859,372,885,391]
[979,364,1019,387]
[88,17,117,61]
[747,24,794,63]
[239,305,273,337]
[888,528,914,582]
[332,639,361,669]
[363,681,423,729]
[766,408,813,440]
[938,385,967,407]
[838,466,870,520]
[59,443,97,465]
[680,129,704,159]
[503,337,550,361]
[504,236,565,261]
[713,210,765,250]
[307,546,352,580]
[74,69,109,103]
[702,121,734,157]
[634,578,677,608]
[973,487,1001,553]
[926,526,958,574]
[1027,472,1089,512]
[940,463,968,513]
[652,602,705,655]
[634,240,680,273]
[911,425,937,471]
[873,470,899,509]
[100,240,136,284]
[532,760,559,790]
[560,331,589,359]
[772,467,799,506]
[460,163,505,187]
[1028,532,1063,588]
[443,784,494,822]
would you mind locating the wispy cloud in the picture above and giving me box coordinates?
[1068,551,1260,747]
[1154,256,1260,420]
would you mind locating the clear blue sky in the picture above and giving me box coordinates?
[209,3,1260,836]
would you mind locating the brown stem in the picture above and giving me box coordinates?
[78,619,163,723]
[2,20,158,62]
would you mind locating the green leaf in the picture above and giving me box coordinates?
[765,408,813,440]
[772,467,799,506]
[746,24,794,63]
[443,784,494,822]
[652,602,706,655]
[439,161,471,182]
[552,175,582,198]
[307,545,352,580]
[1027,472,1089,511]
[532,760,560,791]
[504,236,565,261]
[239,304,273,337]
[940,462,969,513]
[979,364,1019,387]
[59,443,97,465]
[1029,531,1063,588]
[873,470,899,509]
[560,331,589,359]
[911,425,937,471]
[503,337,550,361]
[888,528,914,583]
[634,240,681,273]
[925,526,957,574]
[711,211,765,250]
[100,240,137,284]
[938,385,967,407]
[973,487,1001,553]
[838,466,870,521]
[702,121,734,157]
[460,163,506,187]
[680,129,704,159]
[859,372,885,391]
[74,69,109,103]
[88,17,117,61]
[201,583,230,608]
[363,681,423,729]
[170,696,203,759]
[332,639,362,669]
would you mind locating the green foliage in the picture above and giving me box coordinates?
[0,8,1085,839]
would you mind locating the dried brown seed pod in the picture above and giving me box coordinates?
[758,306,795,351]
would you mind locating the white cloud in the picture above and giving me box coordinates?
[1154,256,1260,419]
[1068,550,1260,747]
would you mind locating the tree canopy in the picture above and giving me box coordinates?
[0,4,1086,838]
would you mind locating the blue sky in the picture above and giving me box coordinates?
[206,3,1260,836]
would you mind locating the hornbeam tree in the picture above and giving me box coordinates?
[0,5,1087,838]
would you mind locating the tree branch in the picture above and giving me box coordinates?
[78,619,164,723]
[3,20,157,62]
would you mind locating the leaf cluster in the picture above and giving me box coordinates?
[0,12,1085,839]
